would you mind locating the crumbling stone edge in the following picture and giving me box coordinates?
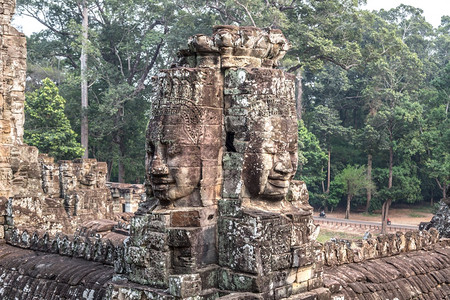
[322,228,440,267]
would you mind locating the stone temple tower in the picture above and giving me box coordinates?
[0,0,27,199]
[111,25,326,299]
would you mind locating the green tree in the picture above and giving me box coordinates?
[422,62,450,198]
[24,78,85,160]
[355,124,388,212]
[334,165,375,219]
[305,105,348,195]
[295,120,327,207]
[18,0,202,182]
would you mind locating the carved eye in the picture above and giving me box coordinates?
[264,146,277,154]
[147,142,155,155]
[167,144,181,156]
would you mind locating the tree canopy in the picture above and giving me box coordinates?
[24,78,85,160]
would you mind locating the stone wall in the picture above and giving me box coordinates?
[9,156,115,234]
[5,227,126,267]
[108,182,145,213]
[0,0,26,146]
[321,228,440,267]
[0,0,129,237]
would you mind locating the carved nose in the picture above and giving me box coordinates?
[274,152,293,174]
[151,156,169,175]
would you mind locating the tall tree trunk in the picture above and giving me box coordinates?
[444,182,447,199]
[381,198,392,234]
[80,0,89,158]
[321,167,325,194]
[118,131,125,183]
[345,194,352,219]
[106,159,113,182]
[435,178,447,199]
[295,72,303,121]
[118,158,125,183]
[381,144,394,234]
[326,145,331,194]
[365,154,372,213]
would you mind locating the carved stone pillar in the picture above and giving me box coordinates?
[122,46,224,299]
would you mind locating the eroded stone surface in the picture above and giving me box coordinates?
[323,240,450,300]
[429,199,450,238]
[0,0,26,200]
[0,243,114,299]
[178,25,290,69]
[145,68,223,208]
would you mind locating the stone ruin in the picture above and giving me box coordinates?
[427,196,450,238]
[0,1,449,299]
[111,25,326,299]
[0,0,143,236]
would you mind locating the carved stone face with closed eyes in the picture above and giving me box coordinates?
[242,117,298,201]
[146,114,202,207]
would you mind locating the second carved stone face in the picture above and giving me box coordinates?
[243,117,298,201]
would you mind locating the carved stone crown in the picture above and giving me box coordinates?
[181,25,291,68]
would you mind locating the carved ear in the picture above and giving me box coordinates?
[180,104,202,145]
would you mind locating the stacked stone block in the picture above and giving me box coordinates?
[6,227,126,266]
[108,182,145,213]
[115,25,327,299]
[0,0,26,199]
[122,64,223,299]
[321,228,440,267]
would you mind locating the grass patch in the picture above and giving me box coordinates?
[361,212,379,217]
[317,229,363,243]
[411,206,433,213]
[408,212,426,218]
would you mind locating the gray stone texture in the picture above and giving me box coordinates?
[429,198,450,238]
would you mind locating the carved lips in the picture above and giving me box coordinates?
[267,178,290,189]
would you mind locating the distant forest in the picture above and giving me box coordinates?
[18,0,449,215]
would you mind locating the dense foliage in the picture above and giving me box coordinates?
[24,78,85,160]
[17,1,449,222]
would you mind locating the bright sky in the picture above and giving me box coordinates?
[11,0,450,36]
[363,0,449,28]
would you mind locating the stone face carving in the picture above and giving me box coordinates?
[242,115,298,201]
[222,67,298,208]
[146,111,202,206]
[145,68,223,208]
